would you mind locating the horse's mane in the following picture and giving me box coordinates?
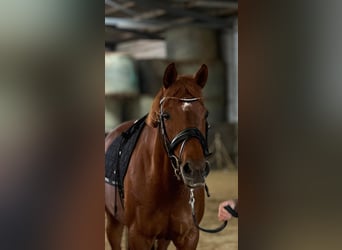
[146,75,203,127]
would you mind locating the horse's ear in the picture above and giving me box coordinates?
[194,64,208,88]
[163,63,177,89]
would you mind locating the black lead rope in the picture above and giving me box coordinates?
[225,205,239,218]
[192,205,238,233]
[190,188,238,233]
[192,213,228,233]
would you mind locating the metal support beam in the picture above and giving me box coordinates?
[106,26,163,40]
[191,1,238,9]
[133,9,166,20]
[105,16,231,32]
[133,0,229,27]
[105,17,162,30]
[105,0,136,16]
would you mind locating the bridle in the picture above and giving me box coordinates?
[157,96,238,233]
[158,96,211,181]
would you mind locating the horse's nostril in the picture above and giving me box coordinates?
[183,162,192,175]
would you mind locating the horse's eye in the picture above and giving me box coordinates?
[205,111,209,118]
[162,112,170,120]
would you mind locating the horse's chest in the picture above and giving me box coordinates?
[134,206,192,237]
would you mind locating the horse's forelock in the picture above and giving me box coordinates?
[165,76,203,98]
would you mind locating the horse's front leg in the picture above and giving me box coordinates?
[172,227,199,250]
[156,239,171,250]
[105,208,124,250]
[127,226,155,250]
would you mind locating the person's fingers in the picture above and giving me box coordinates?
[218,206,232,221]
[217,200,237,221]
[223,200,236,209]
[218,211,231,221]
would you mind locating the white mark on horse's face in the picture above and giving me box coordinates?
[182,102,192,111]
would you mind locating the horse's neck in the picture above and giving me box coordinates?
[137,126,187,202]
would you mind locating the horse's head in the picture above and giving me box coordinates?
[147,63,211,188]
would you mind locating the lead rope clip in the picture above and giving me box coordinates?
[189,188,195,215]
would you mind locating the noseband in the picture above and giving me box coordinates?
[158,97,211,180]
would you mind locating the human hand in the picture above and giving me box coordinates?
[218,200,237,222]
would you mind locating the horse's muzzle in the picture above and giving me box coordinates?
[180,161,210,188]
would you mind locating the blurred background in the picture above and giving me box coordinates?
[105,1,238,249]
[105,0,238,169]
[2,0,342,249]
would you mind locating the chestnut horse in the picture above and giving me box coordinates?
[105,63,211,249]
